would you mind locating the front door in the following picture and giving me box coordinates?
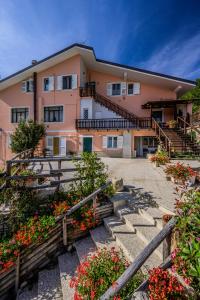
[83,137,92,152]
[53,137,60,156]
[152,111,163,122]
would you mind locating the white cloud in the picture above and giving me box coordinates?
[139,32,200,79]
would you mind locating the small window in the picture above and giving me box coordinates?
[44,106,63,122]
[21,79,33,93]
[44,78,49,91]
[11,108,29,123]
[83,108,89,119]
[128,83,134,95]
[107,136,118,148]
[112,83,121,96]
[62,76,72,89]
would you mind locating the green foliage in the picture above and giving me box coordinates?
[69,152,111,198]
[10,119,46,153]
[70,247,143,299]
[174,189,200,294]
[181,78,200,113]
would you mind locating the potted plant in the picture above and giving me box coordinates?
[167,120,177,129]
[165,163,196,185]
[149,150,170,167]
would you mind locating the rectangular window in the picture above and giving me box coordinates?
[11,108,29,123]
[44,106,63,122]
[21,79,33,93]
[128,83,134,95]
[83,108,89,119]
[112,83,121,96]
[62,75,72,89]
[107,136,118,148]
[43,78,49,91]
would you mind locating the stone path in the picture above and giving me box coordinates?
[101,158,200,212]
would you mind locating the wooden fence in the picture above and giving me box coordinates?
[0,181,113,298]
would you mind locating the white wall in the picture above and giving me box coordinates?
[80,99,93,118]
[93,102,121,119]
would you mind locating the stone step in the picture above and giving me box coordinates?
[90,225,118,250]
[37,264,63,300]
[74,235,97,262]
[58,251,79,300]
[117,208,163,259]
[17,282,38,300]
[139,207,163,230]
[104,216,162,273]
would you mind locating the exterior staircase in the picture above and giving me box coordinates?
[17,188,169,300]
[161,128,200,155]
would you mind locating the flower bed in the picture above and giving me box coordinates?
[149,149,170,166]
[70,247,143,300]
[165,163,196,184]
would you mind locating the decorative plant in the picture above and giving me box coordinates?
[165,163,196,183]
[149,148,170,165]
[70,247,143,300]
[172,189,200,295]
[167,120,177,128]
[11,119,46,153]
[148,267,184,300]
[0,215,56,273]
[70,152,113,199]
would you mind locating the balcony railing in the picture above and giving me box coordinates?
[76,118,151,130]
[80,86,96,97]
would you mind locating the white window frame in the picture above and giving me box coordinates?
[43,105,64,123]
[57,74,77,91]
[111,82,121,96]
[127,82,141,96]
[107,136,118,149]
[10,107,30,124]
[43,76,54,92]
[21,79,33,93]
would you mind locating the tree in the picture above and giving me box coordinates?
[181,78,200,113]
[11,120,46,153]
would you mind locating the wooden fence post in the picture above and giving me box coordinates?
[63,216,67,246]
[162,214,173,261]
[57,160,62,191]
[15,254,20,293]
[5,161,12,187]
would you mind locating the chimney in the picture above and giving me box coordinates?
[32,59,37,65]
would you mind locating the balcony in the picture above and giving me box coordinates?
[76,118,151,130]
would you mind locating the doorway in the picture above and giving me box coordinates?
[152,111,163,122]
[46,136,66,156]
[83,137,92,152]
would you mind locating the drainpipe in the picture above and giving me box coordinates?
[33,72,37,122]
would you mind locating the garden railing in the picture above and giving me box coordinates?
[152,118,172,157]
[0,181,113,298]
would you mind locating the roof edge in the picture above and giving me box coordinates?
[0,43,196,86]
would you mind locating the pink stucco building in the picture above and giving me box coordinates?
[0,44,195,162]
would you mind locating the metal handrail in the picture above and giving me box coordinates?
[177,116,200,136]
[152,118,173,156]
[100,217,177,300]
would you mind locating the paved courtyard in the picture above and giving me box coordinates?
[101,158,200,212]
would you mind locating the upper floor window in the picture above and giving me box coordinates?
[21,79,33,93]
[112,83,121,96]
[57,74,77,90]
[43,76,54,91]
[107,82,140,96]
[44,106,63,122]
[127,83,140,95]
[11,107,29,123]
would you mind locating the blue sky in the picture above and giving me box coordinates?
[0,0,200,80]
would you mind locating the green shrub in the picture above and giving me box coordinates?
[11,119,46,153]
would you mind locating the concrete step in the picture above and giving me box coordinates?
[90,225,118,250]
[37,264,63,300]
[58,251,79,300]
[139,207,163,230]
[117,209,163,259]
[74,235,97,262]
[17,282,38,300]
[104,216,162,273]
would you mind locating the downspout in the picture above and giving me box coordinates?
[33,72,37,122]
